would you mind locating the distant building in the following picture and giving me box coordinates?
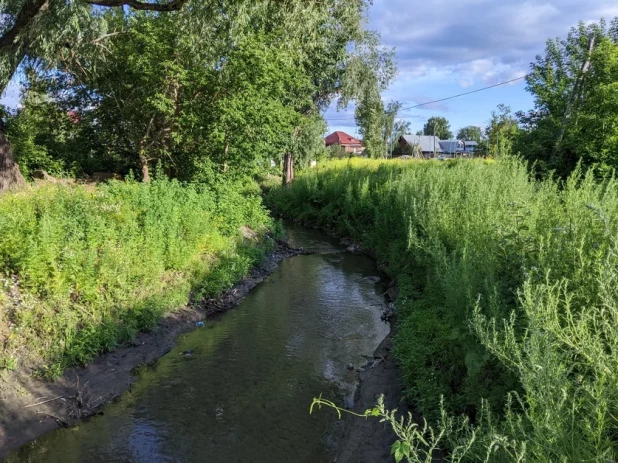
[396,135,442,157]
[396,135,478,159]
[324,131,365,154]
[438,140,478,157]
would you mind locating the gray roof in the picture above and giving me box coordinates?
[401,135,442,153]
[464,140,479,146]
[438,140,464,153]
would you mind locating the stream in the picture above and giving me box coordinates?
[6,224,390,462]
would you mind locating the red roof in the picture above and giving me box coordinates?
[325,131,363,146]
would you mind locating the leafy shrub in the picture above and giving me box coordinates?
[269,158,618,461]
[0,178,271,377]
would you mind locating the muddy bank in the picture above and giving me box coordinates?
[327,328,408,463]
[0,239,307,459]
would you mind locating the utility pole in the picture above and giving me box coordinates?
[433,122,436,158]
[552,35,596,158]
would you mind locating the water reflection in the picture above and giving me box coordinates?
[7,226,389,463]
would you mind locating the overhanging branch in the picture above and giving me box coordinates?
[0,0,49,51]
[0,0,186,55]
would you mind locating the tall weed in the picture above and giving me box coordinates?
[269,158,618,461]
[0,178,270,377]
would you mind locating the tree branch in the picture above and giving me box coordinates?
[83,0,188,12]
[0,0,49,51]
[0,0,185,55]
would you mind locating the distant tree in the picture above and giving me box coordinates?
[326,144,348,159]
[457,126,483,142]
[356,89,386,158]
[353,37,398,159]
[485,104,519,158]
[423,116,453,139]
[415,129,423,136]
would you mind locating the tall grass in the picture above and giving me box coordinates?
[0,178,271,378]
[268,158,618,461]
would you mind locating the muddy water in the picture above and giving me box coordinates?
[7,225,389,463]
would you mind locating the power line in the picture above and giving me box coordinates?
[326,74,528,122]
[398,75,528,111]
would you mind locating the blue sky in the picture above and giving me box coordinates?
[326,0,618,138]
[2,0,618,140]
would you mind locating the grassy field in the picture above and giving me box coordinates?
[268,158,618,461]
[0,178,273,378]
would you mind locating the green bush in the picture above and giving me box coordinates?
[268,157,618,461]
[0,178,271,377]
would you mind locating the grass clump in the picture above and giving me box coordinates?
[269,157,618,461]
[0,178,271,378]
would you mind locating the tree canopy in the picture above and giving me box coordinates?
[457,126,483,143]
[1,0,395,187]
[423,116,453,140]
[516,18,618,176]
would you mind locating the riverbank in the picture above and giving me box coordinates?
[332,330,404,463]
[0,239,307,459]
[267,158,618,460]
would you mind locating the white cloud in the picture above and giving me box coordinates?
[370,0,618,87]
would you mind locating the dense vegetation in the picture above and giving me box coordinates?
[2,1,618,460]
[0,177,272,377]
[0,0,395,376]
[268,158,618,461]
[0,0,395,187]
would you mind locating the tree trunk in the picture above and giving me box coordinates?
[0,123,26,194]
[0,46,27,194]
[283,153,294,186]
[139,153,150,182]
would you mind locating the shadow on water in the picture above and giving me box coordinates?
[5,225,389,463]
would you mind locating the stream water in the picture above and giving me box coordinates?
[7,224,390,463]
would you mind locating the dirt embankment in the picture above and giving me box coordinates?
[330,331,405,463]
[0,239,308,459]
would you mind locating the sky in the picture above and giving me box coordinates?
[326,0,618,138]
[2,0,618,139]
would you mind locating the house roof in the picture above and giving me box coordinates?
[401,135,442,153]
[325,131,363,146]
[439,140,464,153]
[464,141,479,146]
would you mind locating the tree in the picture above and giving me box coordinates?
[346,30,397,159]
[356,88,385,158]
[516,18,618,176]
[485,104,519,158]
[1,0,394,188]
[423,116,453,140]
[457,126,483,142]
[0,0,193,191]
[381,101,402,158]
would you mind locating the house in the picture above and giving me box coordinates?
[396,135,442,157]
[324,131,365,154]
[438,140,478,157]
[462,141,478,154]
[396,135,478,159]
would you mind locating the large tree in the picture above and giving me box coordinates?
[0,0,193,192]
[457,126,483,142]
[516,18,618,176]
[423,116,453,140]
[3,0,394,185]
